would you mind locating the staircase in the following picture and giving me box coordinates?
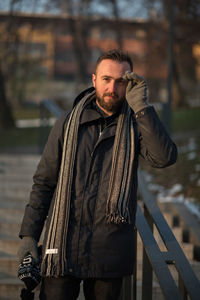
[135,205,200,299]
[0,154,40,299]
[0,154,86,300]
[0,154,200,300]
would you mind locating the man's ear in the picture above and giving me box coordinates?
[92,73,96,88]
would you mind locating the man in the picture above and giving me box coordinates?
[18,49,177,300]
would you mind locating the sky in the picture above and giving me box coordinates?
[0,0,162,19]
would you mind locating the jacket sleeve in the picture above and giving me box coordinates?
[135,106,177,168]
[19,112,69,241]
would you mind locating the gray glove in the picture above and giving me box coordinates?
[123,71,149,113]
[18,236,39,264]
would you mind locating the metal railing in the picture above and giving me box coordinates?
[40,99,200,300]
[121,169,200,300]
[39,99,63,153]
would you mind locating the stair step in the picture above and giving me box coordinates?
[0,256,18,277]
[0,238,20,256]
[0,207,24,222]
[0,222,21,238]
[163,212,173,227]
[0,198,27,209]
[0,180,33,190]
[172,227,183,243]
[0,188,31,199]
[181,243,194,261]
[0,154,40,166]
[0,154,199,299]
[191,261,200,280]
[0,277,40,300]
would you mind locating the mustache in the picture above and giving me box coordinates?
[103,92,118,99]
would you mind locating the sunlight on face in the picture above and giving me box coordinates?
[92,59,131,115]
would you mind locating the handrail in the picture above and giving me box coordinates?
[134,170,200,300]
[39,99,64,153]
[41,99,64,117]
[39,99,200,300]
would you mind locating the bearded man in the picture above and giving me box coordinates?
[18,49,177,300]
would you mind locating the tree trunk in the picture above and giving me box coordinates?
[111,0,123,49]
[172,60,185,108]
[0,65,15,129]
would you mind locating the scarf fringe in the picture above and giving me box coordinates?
[106,213,128,224]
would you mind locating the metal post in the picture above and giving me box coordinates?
[142,205,153,300]
[178,275,187,300]
[132,229,137,300]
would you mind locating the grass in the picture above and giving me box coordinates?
[0,104,52,150]
[0,127,39,147]
[0,126,51,151]
[13,106,40,120]
[172,107,200,132]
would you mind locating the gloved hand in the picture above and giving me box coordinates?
[123,71,149,113]
[18,236,39,264]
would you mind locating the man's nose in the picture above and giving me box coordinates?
[108,81,117,93]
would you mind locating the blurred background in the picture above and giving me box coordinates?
[0,1,200,298]
[0,0,199,206]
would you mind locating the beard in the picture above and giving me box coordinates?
[95,90,124,114]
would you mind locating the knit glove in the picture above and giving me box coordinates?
[18,236,39,264]
[123,71,149,113]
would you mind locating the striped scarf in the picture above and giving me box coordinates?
[41,91,135,276]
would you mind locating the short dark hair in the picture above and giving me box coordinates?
[96,49,133,71]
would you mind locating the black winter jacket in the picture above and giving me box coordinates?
[19,89,177,278]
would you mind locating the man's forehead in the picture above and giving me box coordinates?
[96,59,131,75]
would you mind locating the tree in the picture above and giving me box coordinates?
[0,2,18,129]
[44,0,143,86]
[44,0,93,87]
[143,0,200,108]
[0,63,15,128]
[0,0,48,128]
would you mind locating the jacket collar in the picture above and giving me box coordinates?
[79,93,119,126]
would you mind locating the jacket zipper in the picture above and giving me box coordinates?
[76,119,115,273]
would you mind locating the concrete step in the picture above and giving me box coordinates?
[181,242,194,261]
[0,154,40,166]
[0,197,27,209]
[0,154,40,202]
[0,188,31,200]
[0,238,20,256]
[136,279,165,300]
[0,276,85,300]
[0,277,40,300]
[0,207,24,223]
[163,212,173,227]
[159,202,200,247]
[0,256,18,277]
[191,261,200,281]
[0,222,21,237]
[0,176,34,189]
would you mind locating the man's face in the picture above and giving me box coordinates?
[92,59,131,115]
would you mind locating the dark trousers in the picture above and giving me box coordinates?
[39,276,123,300]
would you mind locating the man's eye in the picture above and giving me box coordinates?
[117,80,125,85]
